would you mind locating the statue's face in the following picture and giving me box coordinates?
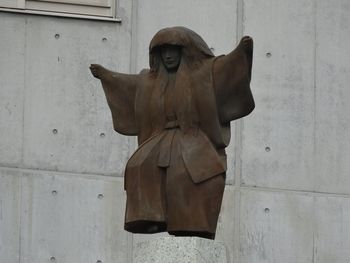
[160,45,181,72]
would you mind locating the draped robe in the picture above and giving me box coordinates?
[98,27,254,238]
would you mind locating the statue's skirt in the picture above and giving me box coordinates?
[124,128,225,239]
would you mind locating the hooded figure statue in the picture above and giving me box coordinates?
[90,26,254,239]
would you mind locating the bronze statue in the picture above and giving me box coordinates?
[90,27,254,239]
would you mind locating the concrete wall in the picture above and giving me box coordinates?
[1,0,350,262]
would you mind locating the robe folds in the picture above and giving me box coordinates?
[99,27,254,238]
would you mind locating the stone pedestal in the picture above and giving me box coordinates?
[133,236,228,263]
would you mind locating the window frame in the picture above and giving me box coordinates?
[0,0,121,22]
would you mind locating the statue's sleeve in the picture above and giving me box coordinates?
[213,41,255,124]
[99,70,140,135]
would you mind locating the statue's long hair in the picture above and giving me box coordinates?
[146,27,215,132]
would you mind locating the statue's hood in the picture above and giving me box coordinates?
[149,26,214,57]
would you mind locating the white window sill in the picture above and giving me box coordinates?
[0,7,122,22]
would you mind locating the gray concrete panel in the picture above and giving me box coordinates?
[215,186,235,263]
[241,0,315,190]
[20,171,128,263]
[315,196,350,263]
[22,15,133,175]
[239,189,314,263]
[0,169,21,263]
[226,126,236,185]
[0,13,25,166]
[315,0,350,194]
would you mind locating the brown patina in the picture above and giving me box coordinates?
[90,26,254,239]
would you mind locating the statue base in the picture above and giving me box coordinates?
[133,236,228,263]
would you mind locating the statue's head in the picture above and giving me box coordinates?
[160,44,182,72]
[149,27,214,73]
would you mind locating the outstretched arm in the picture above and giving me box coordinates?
[90,64,139,135]
[213,36,255,124]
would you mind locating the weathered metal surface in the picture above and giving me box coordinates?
[90,26,254,238]
[132,185,236,262]
[135,0,239,185]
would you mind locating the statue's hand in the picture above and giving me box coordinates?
[240,36,253,53]
[90,64,106,79]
